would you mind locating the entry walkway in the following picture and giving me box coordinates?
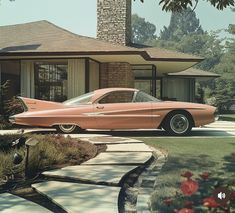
[0,134,160,212]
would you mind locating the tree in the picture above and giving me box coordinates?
[132,14,157,44]
[204,11,235,112]
[160,8,203,41]
[135,0,234,12]
[149,8,223,70]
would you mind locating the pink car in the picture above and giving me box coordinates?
[10,88,217,136]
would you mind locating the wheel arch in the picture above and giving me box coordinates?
[159,109,195,129]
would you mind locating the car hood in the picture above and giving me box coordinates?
[152,101,216,110]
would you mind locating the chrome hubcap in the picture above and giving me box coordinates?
[170,114,189,134]
[59,125,76,133]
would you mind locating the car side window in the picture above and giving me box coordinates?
[134,91,158,102]
[99,91,134,104]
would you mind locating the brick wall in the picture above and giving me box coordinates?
[97,0,132,46]
[100,62,134,88]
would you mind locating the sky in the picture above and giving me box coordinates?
[0,0,234,38]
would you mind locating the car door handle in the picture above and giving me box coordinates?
[96,106,104,109]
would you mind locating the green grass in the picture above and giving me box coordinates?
[219,114,235,122]
[140,137,235,212]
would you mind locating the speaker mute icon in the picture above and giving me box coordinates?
[217,192,226,200]
[213,187,231,205]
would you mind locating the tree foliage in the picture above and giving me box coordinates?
[135,0,235,12]
[160,8,204,41]
[132,7,235,112]
[132,14,157,44]
[149,8,223,70]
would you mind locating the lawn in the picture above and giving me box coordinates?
[141,137,235,212]
[219,114,235,122]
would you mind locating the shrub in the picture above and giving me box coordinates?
[0,134,97,182]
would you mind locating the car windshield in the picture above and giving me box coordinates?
[134,91,161,102]
[63,92,94,106]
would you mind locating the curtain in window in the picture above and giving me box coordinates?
[20,60,34,98]
[68,59,85,99]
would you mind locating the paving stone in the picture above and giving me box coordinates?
[43,165,138,184]
[82,152,152,165]
[141,179,155,188]
[0,193,51,213]
[63,134,110,138]
[32,181,120,213]
[136,194,150,213]
[85,136,143,144]
[106,143,152,152]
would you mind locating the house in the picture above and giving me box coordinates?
[0,0,219,103]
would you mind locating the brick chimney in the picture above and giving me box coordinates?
[97,0,132,46]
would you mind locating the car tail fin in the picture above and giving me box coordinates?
[17,97,64,112]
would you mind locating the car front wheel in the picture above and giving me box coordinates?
[163,112,193,136]
[56,125,79,134]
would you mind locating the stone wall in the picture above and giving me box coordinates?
[97,0,132,46]
[100,62,134,88]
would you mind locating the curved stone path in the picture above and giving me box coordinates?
[0,134,166,212]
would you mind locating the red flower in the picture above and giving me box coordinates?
[199,172,210,180]
[184,200,194,208]
[163,198,173,206]
[203,197,220,208]
[180,179,199,196]
[181,171,193,179]
[175,208,194,213]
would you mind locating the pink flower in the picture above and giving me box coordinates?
[203,197,220,208]
[180,179,199,196]
[181,171,193,179]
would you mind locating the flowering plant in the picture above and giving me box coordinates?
[162,168,235,213]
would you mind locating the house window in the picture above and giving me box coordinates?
[34,62,68,102]
[133,65,162,99]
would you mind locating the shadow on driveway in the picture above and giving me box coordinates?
[26,128,234,138]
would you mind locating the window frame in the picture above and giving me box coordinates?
[95,90,136,104]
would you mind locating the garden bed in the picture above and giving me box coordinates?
[0,134,106,186]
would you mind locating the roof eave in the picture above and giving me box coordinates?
[0,51,204,63]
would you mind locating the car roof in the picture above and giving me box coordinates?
[92,88,138,102]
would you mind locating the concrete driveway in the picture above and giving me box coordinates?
[0,121,235,137]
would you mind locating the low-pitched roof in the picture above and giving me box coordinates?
[0,20,139,53]
[0,21,203,63]
[131,43,203,62]
[167,68,220,78]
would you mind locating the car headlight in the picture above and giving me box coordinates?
[9,116,16,124]
[214,109,219,121]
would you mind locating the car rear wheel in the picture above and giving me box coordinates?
[56,125,79,134]
[163,112,193,136]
